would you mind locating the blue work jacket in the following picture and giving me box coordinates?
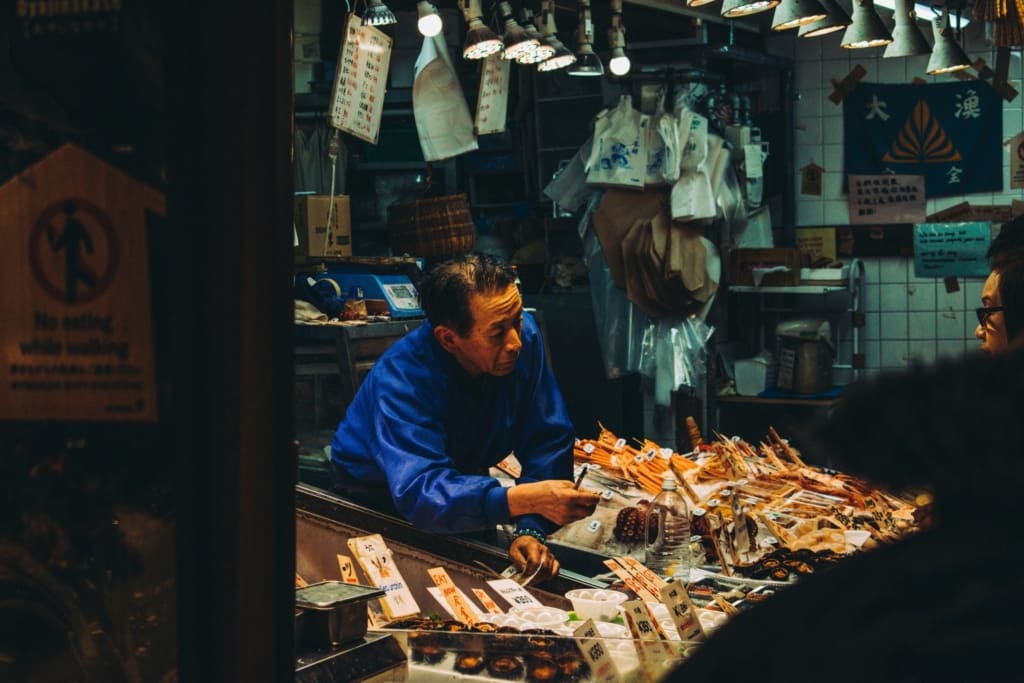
[330,312,574,537]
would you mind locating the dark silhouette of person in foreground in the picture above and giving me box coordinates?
[668,348,1024,683]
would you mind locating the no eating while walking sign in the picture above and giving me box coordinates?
[0,143,162,421]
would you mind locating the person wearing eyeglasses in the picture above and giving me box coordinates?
[328,253,600,583]
[976,252,1024,355]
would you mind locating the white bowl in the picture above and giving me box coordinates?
[508,605,570,628]
[564,588,629,622]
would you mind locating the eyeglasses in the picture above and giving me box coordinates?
[976,306,1006,326]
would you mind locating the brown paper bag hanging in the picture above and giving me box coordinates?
[592,188,665,290]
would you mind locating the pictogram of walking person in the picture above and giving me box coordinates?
[46,200,98,304]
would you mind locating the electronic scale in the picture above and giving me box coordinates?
[313,257,424,319]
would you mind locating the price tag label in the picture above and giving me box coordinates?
[347,534,420,619]
[336,554,360,584]
[472,588,505,614]
[428,567,479,625]
[495,451,522,478]
[659,582,707,642]
[485,578,544,609]
[573,619,620,683]
[621,600,676,679]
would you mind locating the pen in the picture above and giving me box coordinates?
[573,465,589,490]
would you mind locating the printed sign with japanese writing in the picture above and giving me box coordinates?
[658,582,706,642]
[913,222,992,277]
[844,81,1002,197]
[0,143,161,422]
[475,53,510,136]
[485,578,544,609]
[347,533,420,619]
[621,600,676,679]
[573,619,620,683]
[847,174,926,225]
[328,14,392,144]
[427,567,480,625]
[1010,130,1024,189]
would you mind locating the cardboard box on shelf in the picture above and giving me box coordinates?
[295,195,352,258]
[729,248,801,287]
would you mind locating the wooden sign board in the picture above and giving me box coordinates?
[0,143,162,422]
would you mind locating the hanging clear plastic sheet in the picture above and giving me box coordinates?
[639,316,715,407]
[583,229,649,379]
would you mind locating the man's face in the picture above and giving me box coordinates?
[447,284,524,377]
[976,270,1009,355]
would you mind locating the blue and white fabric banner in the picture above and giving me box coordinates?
[843,81,1002,198]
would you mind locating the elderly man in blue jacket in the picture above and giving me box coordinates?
[330,252,600,583]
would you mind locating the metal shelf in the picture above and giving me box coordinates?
[729,284,848,295]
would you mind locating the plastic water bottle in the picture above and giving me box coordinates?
[644,471,692,580]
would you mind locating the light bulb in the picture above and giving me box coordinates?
[417,1,443,37]
[609,48,630,76]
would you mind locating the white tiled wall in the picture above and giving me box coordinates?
[767,19,1018,374]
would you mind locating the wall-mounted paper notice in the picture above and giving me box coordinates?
[913,221,992,277]
[848,174,925,225]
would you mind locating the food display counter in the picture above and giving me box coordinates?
[294,418,923,682]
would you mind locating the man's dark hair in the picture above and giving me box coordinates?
[1000,260,1024,345]
[988,215,1024,269]
[418,252,518,336]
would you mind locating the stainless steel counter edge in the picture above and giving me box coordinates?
[295,483,606,593]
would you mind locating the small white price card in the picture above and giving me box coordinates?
[573,619,620,683]
[658,582,706,642]
[485,578,544,609]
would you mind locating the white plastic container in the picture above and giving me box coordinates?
[734,357,769,396]
[564,588,629,622]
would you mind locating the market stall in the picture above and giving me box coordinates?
[295,418,923,682]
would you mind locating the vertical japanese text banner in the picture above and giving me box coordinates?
[843,81,1002,197]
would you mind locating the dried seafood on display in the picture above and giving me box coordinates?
[566,423,922,579]
[573,422,698,496]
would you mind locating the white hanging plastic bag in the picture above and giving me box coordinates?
[644,92,679,187]
[585,95,649,190]
[671,112,716,223]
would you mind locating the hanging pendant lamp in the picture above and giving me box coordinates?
[841,0,892,48]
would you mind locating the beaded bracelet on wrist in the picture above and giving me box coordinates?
[513,528,546,544]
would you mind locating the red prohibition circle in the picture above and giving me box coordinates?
[28,198,120,306]
[1017,141,1024,163]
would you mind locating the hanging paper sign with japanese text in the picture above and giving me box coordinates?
[844,81,1002,197]
[847,174,926,225]
[475,53,510,136]
[328,14,392,144]
[913,222,992,277]
[0,143,161,422]
[1009,129,1024,189]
